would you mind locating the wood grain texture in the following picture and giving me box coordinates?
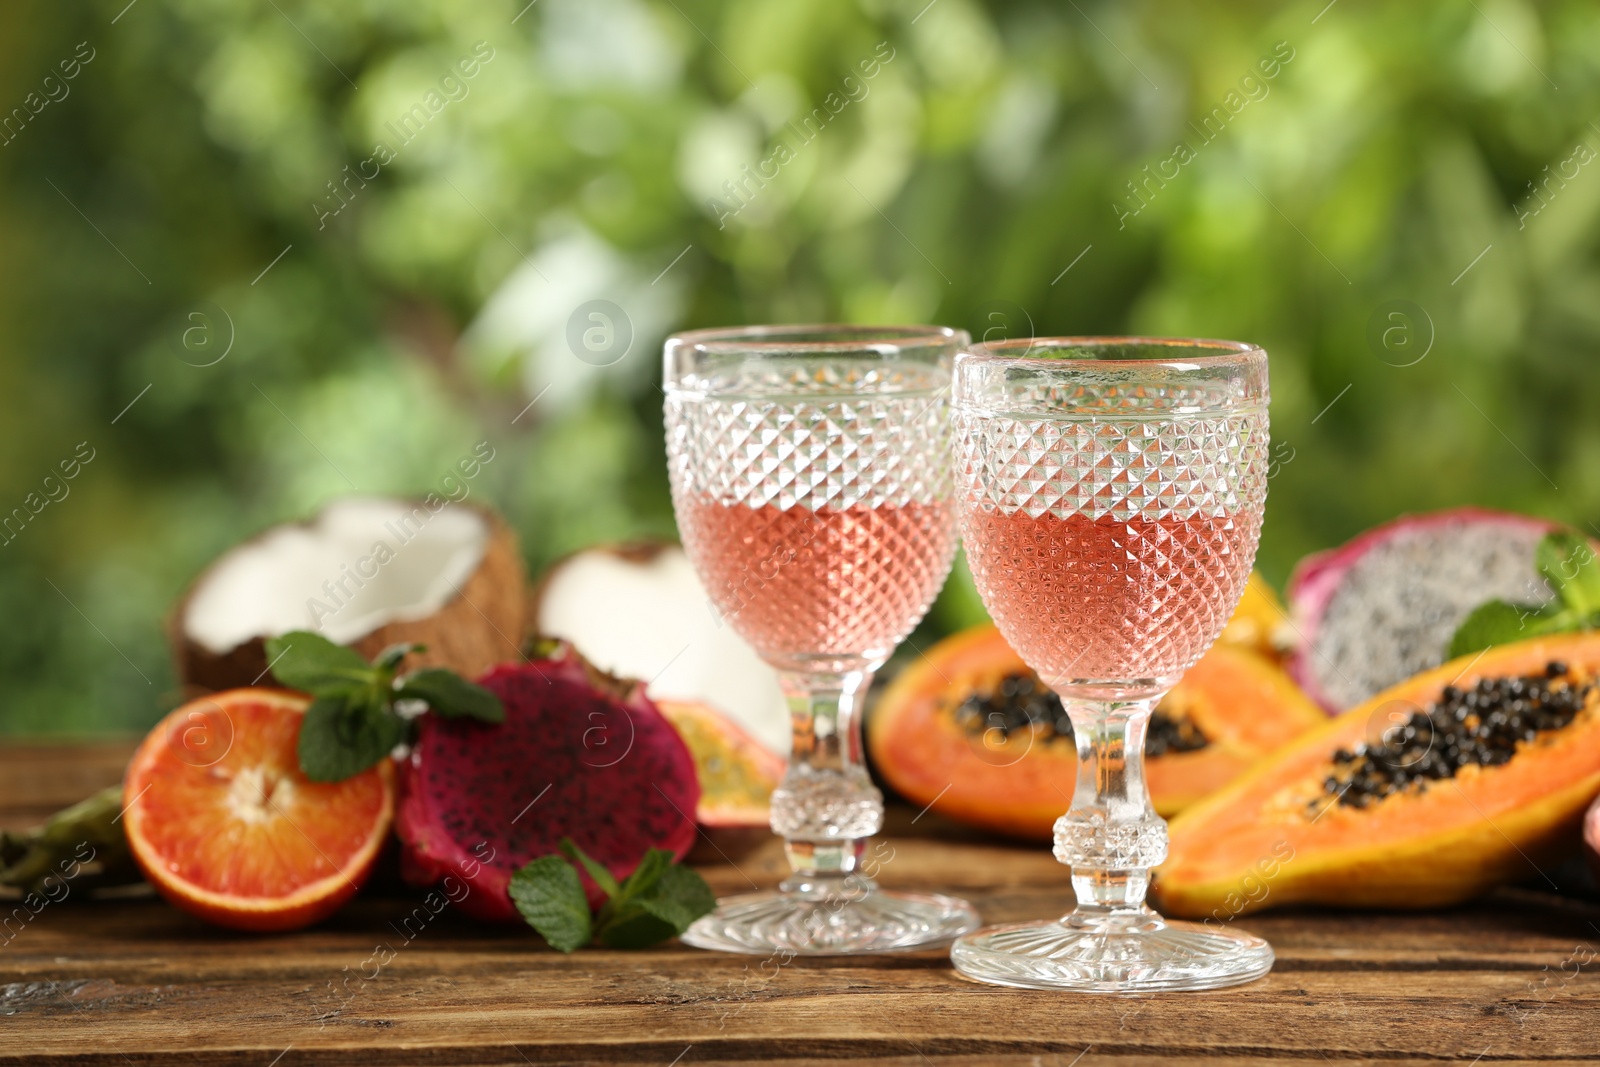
[2,744,1597,1065]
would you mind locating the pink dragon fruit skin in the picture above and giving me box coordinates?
[1286,507,1560,712]
[1585,795,1600,887]
[396,645,701,921]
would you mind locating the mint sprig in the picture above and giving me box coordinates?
[264,630,504,782]
[507,855,592,952]
[1448,530,1600,658]
[395,668,506,721]
[508,838,715,952]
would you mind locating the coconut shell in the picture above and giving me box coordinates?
[169,502,527,694]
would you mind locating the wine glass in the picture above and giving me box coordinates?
[664,324,980,954]
[949,336,1273,991]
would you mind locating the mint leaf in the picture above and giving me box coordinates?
[594,847,670,929]
[639,863,716,930]
[1448,529,1600,658]
[1538,530,1600,618]
[613,848,672,905]
[267,631,375,695]
[596,863,715,948]
[510,845,713,951]
[296,695,404,782]
[274,636,497,782]
[375,643,422,672]
[595,903,682,949]
[1448,599,1572,660]
[558,838,619,899]
[1448,600,1530,659]
[396,669,504,723]
[510,855,592,952]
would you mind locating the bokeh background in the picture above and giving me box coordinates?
[2,0,1598,735]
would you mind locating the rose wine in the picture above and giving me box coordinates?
[665,359,954,667]
[665,330,982,957]
[956,402,1269,689]
[947,339,1275,994]
[963,508,1261,684]
[678,496,954,661]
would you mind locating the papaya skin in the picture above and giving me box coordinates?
[868,622,1326,839]
[1154,633,1600,920]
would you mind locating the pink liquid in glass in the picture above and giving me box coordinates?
[678,495,954,663]
[963,508,1261,685]
[665,358,955,668]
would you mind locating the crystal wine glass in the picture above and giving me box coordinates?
[949,336,1273,991]
[664,324,980,954]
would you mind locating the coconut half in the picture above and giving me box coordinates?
[173,498,527,692]
[533,543,790,755]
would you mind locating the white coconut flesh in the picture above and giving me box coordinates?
[185,498,490,652]
[536,546,791,756]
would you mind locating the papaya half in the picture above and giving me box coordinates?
[868,623,1326,839]
[1154,633,1600,920]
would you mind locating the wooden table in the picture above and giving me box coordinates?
[4,742,1597,1065]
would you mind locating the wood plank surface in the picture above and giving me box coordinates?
[2,742,1598,1065]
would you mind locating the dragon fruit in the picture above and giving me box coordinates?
[1287,507,1559,712]
[1585,795,1600,887]
[396,644,700,921]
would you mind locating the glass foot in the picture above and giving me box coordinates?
[681,886,980,956]
[951,912,1273,992]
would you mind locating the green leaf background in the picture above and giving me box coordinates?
[4,0,1600,734]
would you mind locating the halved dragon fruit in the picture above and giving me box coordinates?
[1585,795,1600,886]
[396,643,700,921]
[1287,507,1559,712]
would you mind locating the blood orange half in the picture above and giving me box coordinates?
[124,688,394,932]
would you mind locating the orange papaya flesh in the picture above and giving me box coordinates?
[1154,633,1600,920]
[867,625,1327,840]
[1219,571,1294,662]
[1148,639,1328,813]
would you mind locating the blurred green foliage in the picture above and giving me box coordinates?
[2,0,1598,735]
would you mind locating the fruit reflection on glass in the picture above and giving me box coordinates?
[949,336,1273,991]
[664,324,980,954]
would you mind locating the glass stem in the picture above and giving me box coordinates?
[769,669,883,898]
[1054,695,1168,923]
